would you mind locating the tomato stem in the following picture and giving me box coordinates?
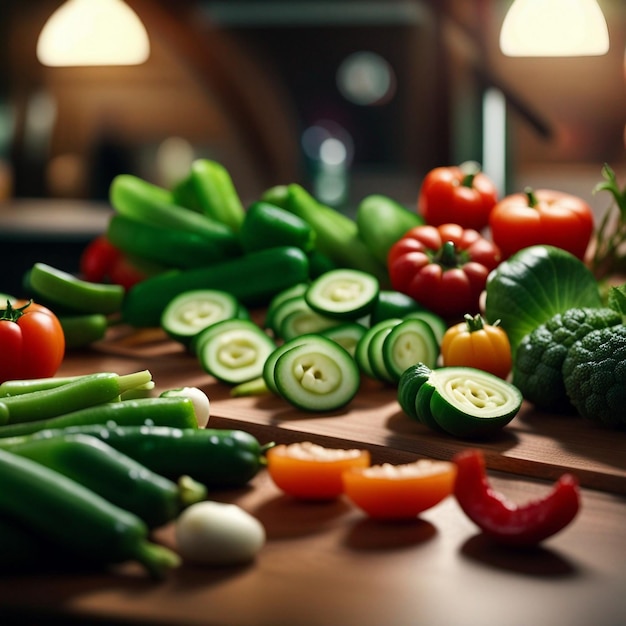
[459,161,480,188]
[0,300,31,323]
[524,187,539,208]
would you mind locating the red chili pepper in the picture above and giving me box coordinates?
[453,449,580,547]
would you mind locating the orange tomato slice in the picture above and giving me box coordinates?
[266,442,371,500]
[342,459,457,520]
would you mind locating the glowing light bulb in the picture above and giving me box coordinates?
[37,0,150,67]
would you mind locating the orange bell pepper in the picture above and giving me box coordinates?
[441,314,512,379]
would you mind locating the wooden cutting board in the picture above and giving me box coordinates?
[62,327,626,496]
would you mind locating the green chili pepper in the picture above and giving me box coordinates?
[0,395,198,438]
[189,159,246,232]
[122,245,310,328]
[260,184,290,209]
[110,173,238,242]
[107,213,241,270]
[239,201,316,253]
[59,313,108,349]
[0,447,181,577]
[285,184,389,284]
[1,425,266,488]
[9,433,207,529]
[28,262,125,315]
[0,370,151,426]
[356,194,424,265]
[171,171,204,213]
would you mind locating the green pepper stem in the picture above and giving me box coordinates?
[177,474,208,507]
[117,370,153,395]
[464,314,485,332]
[132,540,182,579]
[436,241,460,268]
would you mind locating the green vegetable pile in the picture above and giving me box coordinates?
[486,241,626,429]
[0,371,268,576]
[513,307,621,413]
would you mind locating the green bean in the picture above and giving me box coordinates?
[0,371,151,426]
[0,395,197,438]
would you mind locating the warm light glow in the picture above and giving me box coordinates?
[500,0,610,57]
[37,0,150,67]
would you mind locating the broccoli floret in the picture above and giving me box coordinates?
[563,325,626,428]
[513,307,621,413]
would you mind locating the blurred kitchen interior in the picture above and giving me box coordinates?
[0,0,625,293]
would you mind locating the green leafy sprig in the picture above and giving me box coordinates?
[590,164,626,280]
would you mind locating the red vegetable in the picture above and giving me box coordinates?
[387,223,501,319]
[0,299,65,384]
[418,163,498,231]
[453,449,580,547]
[266,442,371,500]
[343,459,457,521]
[489,188,594,260]
[80,235,155,291]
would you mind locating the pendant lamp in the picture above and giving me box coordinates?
[500,0,610,57]
[37,0,150,67]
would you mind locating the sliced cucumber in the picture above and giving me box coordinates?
[305,269,379,320]
[320,322,367,357]
[279,308,341,341]
[382,318,439,383]
[367,324,398,383]
[262,335,313,395]
[403,364,523,438]
[267,295,312,338]
[273,335,360,411]
[264,282,309,330]
[354,318,402,380]
[196,319,276,385]
[161,289,239,346]
[404,310,447,344]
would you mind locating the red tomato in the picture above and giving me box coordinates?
[343,459,457,521]
[418,163,499,231]
[0,300,65,383]
[489,188,594,260]
[387,223,501,320]
[266,442,371,500]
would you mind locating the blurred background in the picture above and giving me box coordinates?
[0,0,625,293]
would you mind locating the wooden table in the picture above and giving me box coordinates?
[2,328,625,626]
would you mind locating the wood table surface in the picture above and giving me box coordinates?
[2,327,626,626]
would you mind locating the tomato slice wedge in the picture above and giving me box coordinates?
[343,459,457,521]
[266,442,371,500]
